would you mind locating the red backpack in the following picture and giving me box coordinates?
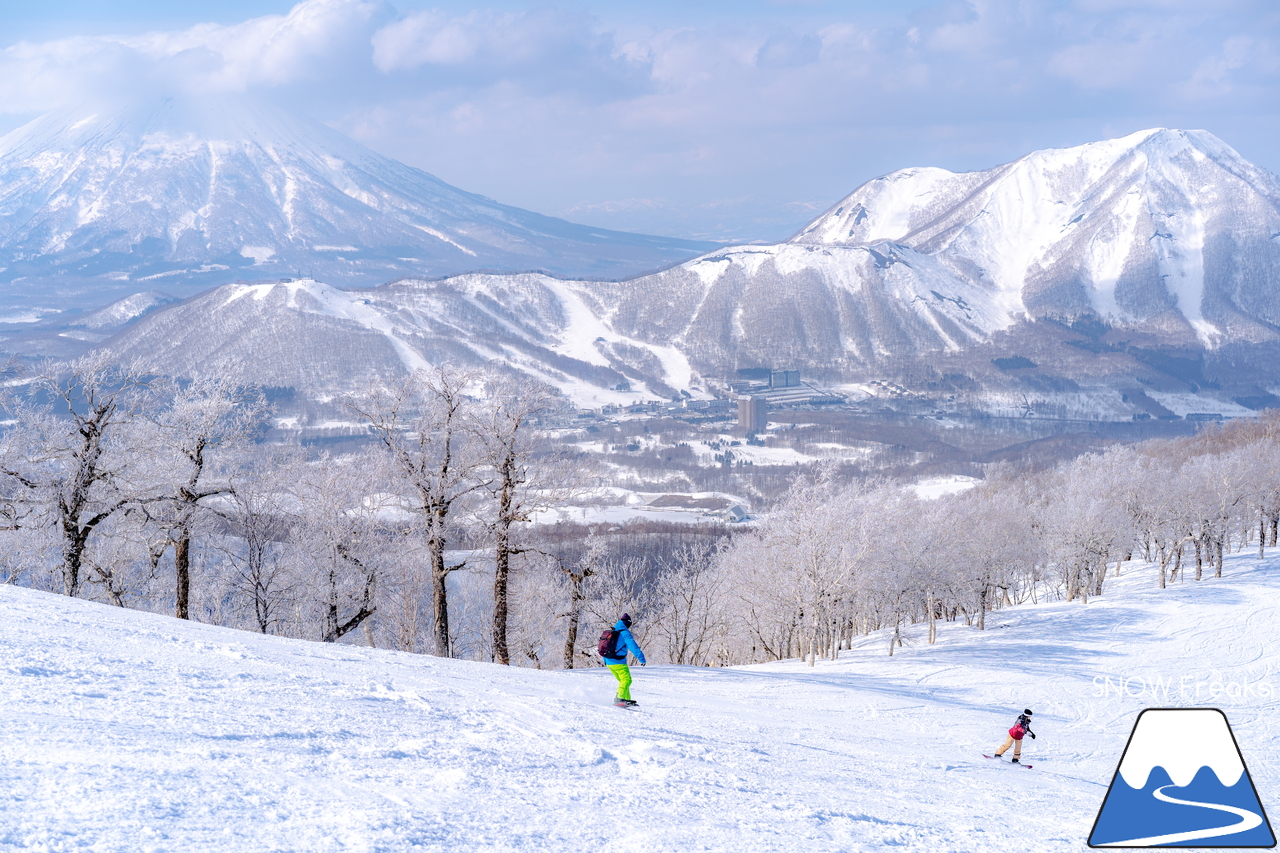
[597,628,620,658]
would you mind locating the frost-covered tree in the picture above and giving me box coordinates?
[222,452,297,634]
[289,453,385,643]
[348,365,485,657]
[1182,447,1252,580]
[539,531,607,669]
[476,375,570,665]
[0,355,151,598]
[717,471,880,664]
[139,375,269,619]
[1040,451,1135,602]
[649,541,728,666]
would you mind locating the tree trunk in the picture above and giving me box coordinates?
[1260,511,1267,560]
[254,577,271,634]
[1195,538,1203,581]
[61,523,85,597]
[175,528,191,620]
[1216,538,1224,577]
[492,523,511,665]
[322,559,377,643]
[563,577,584,670]
[491,443,521,666]
[431,544,452,658]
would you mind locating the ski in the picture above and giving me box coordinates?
[983,754,1032,769]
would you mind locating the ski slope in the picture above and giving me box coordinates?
[2,551,1278,852]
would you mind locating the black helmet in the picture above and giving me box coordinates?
[1023,709,1034,716]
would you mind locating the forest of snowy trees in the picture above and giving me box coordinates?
[3,355,1279,670]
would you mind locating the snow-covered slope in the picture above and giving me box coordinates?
[94,249,996,401]
[3,546,1279,850]
[0,96,713,295]
[590,241,1011,373]
[96,277,702,405]
[794,129,1280,345]
[67,290,179,329]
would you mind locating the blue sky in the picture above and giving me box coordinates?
[1,0,1276,241]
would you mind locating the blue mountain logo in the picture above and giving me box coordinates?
[1089,708,1275,847]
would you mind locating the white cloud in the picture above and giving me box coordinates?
[0,0,1276,240]
[372,10,480,70]
[0,0,388,107]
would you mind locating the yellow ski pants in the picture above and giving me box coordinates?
[607,663,633,701]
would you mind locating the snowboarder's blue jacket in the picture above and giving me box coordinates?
[603,619,645,665]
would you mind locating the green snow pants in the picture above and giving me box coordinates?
[607,663,633,701]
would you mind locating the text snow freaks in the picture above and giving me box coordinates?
[1092,672,1274,702]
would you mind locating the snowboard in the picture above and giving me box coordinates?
[983,754,1032,769]
[613,701,640,710]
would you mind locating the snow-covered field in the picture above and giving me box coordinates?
[4,550,1279,852]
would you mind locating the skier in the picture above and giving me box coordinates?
[994,708,1035,763]
[602,613,646,707]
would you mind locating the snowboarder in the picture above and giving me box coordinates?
[994,708,1035,763]
[602,613,646,707]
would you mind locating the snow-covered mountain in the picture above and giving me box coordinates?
[794,129,1280,346]
[68,129,1280,414]
[580,129,1280,399]
[0,96,714,297]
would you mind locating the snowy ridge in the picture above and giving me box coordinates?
[681,242,1010,342]
[98,275,705,405]
[794,129,1280,344]
[66,290,177,329]
[222,279,431,373]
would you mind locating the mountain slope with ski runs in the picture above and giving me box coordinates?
[0,96,713,301]
[78,127,1280,414]
[3,547,1278,851]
